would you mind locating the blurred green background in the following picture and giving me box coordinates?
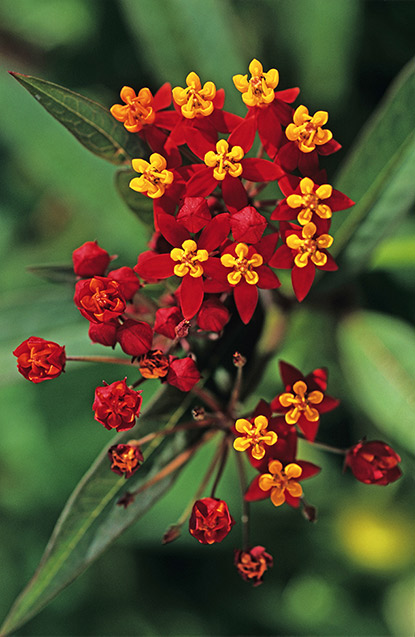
[1,0,414,635]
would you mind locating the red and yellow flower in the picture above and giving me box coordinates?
[108,442,144,478]
[74,276,126,323]
[234,545,273,586]
[189,497,235,544]
[345,440,402,485]
[233,415,278,460]
[93,379,142,432]
[13,337,66,383]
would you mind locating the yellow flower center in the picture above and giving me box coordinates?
[258,460,303,507]
[233,415,278,460]
[129,153,174,199]
[110,86,155,132]
[220,243,263,285]
[285,105,333,153]
[204,139,244,181]
[287,177,333,225]
[172,72,216,119]
[170,239,209,278]
[286,222,333,268]
[279,380,324,424]
[233,58,279,108]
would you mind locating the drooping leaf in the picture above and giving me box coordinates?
[337,310,415,452]
[0,385,213,635]
[26,264,76,285]
[115,169,154,227]
[315,57,415,291]
[11,73,147,165]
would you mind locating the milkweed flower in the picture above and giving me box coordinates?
[233,415,278,460]
[345,440,402,485]
[108,443,144,478]
[130,153,174,199]
[74,276,126,323]
[189,497,235,544]
[271,361,339,441]
[72,240,112,277]
[93,379,142,431]
[272,176,355,226]
[234,546,273,586]
[13,337,66,383]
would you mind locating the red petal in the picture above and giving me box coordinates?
[329,189,355,211]
[279,361,303,387]
[222,175,248,213]
[203,257,229,284]
[308,367,328,391]
[186,169,217,198]
[157,212,189,247]
[284,493,301,508]
[176,197,211,233]
[277,143,299,173]
[271,201,296,221]
[298,150,320,177]
[318,138,342,156]
[185,129,216,159]
[135,253,174,280]
[213,88,225,110]
[234,280,258,324]
[255,232,279,262]
[275,87,300,103]
[296,415,319,442]
[230,206,267,243]
[318,394,340,414]
[278,174,300,197]
[296,460,321,479]
[179,275,204,319]
[257,265,280,289]
[258,107,282,159]
[292,262,315,301]
[199,213,231,252]
[253,399,272,420]
[229,116,257,153]
[269,245,293,269]
[244,475,269,502]
[320,253,338,271]
[154,82,172,110]
[242,157,283,182]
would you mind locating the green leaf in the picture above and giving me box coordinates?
[317,57,415,289]
[0,385,210,635]
[115,169,154,227]
[26,264,76,285]
[11,73,147,165]
[337,310,415,452]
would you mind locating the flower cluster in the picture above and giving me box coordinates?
[12,59,403,587]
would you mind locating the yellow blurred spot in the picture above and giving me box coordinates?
[336,508,414,571]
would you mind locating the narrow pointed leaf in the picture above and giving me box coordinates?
[315,57,415,291]
[0,386,211,636]
[26,264,76,285]
[337,310,415,452]
[115,169,154,227]
[11,73,147,165]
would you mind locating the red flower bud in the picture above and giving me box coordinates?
[13,336,66,383]
[189,497,235,544]
[88,321,118,347]
[107,266,141,301]
[108,443,144,478]
[176,196,211,233]
[72,240,111,277]
[74,276,126,323]
[166,356,200,391]
[93,379,142,431]
[230,206,267,243]
[234,546,273,586]
[197,298,230,332]
[345,440,402,485]
[116,319,153,357]
[154,306,183,339]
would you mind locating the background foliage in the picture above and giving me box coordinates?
[0,1,414,635]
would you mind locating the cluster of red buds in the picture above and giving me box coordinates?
[13,59,402,585]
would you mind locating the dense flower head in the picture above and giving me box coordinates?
[204,139,244,181]
[234,546,273,586]
[345,440,402,485]
[74,276,126,323]
[189,497,235,544]
[108,442,144,478]
[72,240,111,277]
[13,337,66,383]
[93,379,142,431]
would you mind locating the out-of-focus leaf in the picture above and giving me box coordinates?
[115,169,154,227]
[337,310,415,452]
[11,73,147,165]
[0,385,213,636]
[120,0,245,113]
[316,57,415,290]
[371,235,415,270]
[26,264,76,284]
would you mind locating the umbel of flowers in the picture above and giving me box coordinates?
[13,59,402,586]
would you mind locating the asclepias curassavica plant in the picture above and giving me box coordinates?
[3,55,414,634]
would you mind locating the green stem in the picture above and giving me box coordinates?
[67,355,135,366]
[235,450,250,551]
[210,435,230,498]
